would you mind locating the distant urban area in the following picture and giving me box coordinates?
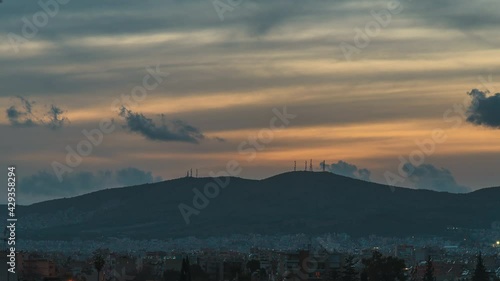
[2,228,500,281]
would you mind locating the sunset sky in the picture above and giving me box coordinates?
[1,0,500,204]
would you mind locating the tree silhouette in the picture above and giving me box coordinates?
[179,257,192,281]
[409,265,418,281]
[361,250,407,281]
[472,252,489,281]
[247,259,261,273]
[360,270,368,281]
[331,267,341,281]
[163,269,180,281]
[190,264,209,281]
[341,255,358,281]
[93,251,106,281]
[422,256,435,281]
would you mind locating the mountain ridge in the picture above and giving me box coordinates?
[13,171,500,240]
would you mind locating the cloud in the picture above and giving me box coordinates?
[5,96,69,130]
[466,89,500,128]
[20,167,163,199]
[6,96,38,127]
[46,104,70,130]
[116,167,162,186]
[403,163,470,193]
[1,0,500,193]
[324,160,371,181]
[214,136,226,142]
[119,107,205,143]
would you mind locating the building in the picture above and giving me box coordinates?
[395,245,415,266]
[20,258,58,281]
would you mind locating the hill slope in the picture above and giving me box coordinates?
[15,172,500,240]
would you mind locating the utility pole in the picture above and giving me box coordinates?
[294,161,296,172]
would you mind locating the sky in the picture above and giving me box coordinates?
[1,0,500,204]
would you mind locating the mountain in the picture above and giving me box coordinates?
[15,171,500,240]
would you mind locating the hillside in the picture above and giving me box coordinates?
[15,172,500,240]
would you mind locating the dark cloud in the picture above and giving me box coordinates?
[5,96,69,130]
[20,167,163,198]
[324,160,371,181]
[214,137,226,142]
[6,96,38,127]
[46,105,70,130]
[466,89,500,128]
[403,163,470,193]
[119,107,205,143]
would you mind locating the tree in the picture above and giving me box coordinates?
[163,270,180,281]
[422,256,435,281]
[409,265,418,281]
[258,268,267,280]
[228,262,246,281]
[360,271,368,281]
[164,264,209,281]
[361,251,382,281]
[361,250,406,281]
[341,255,358,281]
[247,259,261,273]
[132,265,155,281]
[92,251,106,281]
[179,257,192,281]
[331,267,341,281]
[472,252,489,281]
[190,264,209,281]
